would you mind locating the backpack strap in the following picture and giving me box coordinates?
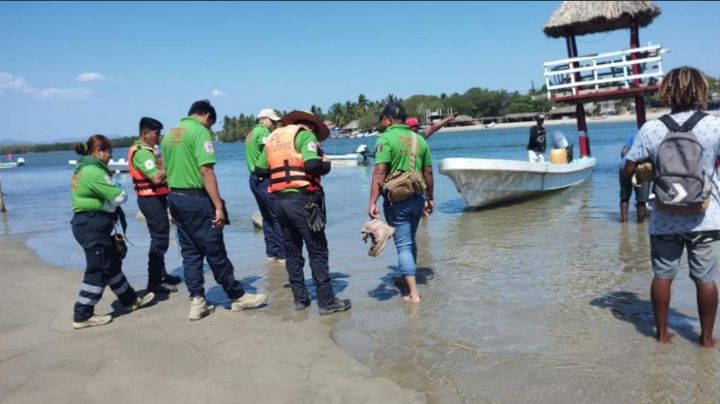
[679,111,707,132]
[659,111,708,132]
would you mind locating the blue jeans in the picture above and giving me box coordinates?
[383,194,425,276]
[249,175,285,259]
[167,190,245,300]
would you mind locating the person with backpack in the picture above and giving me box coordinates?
[623,66,720,347]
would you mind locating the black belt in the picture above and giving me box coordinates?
[275,190,315,199]
[171,188,206,195]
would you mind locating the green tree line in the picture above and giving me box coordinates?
[1,136,137,155]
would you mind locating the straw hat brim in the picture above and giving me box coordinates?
[282,110,330,142]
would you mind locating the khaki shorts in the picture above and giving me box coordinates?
[650,232,720,284]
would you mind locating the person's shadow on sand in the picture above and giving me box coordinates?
[368,266,434,301]
[590,290,699,342]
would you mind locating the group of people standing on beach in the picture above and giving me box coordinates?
[69,65,719,348]
[69,98,453,329]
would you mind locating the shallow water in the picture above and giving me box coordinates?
[2,121,719,403]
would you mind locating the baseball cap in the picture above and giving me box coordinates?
[536,113,546,120]
[257,108,281,121]
[405,117,420,127]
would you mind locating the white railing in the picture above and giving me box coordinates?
[544,44,670,99]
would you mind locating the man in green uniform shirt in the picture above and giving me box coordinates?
[128,117,182,295]
[245,108,285,262]
[161,100,266,321]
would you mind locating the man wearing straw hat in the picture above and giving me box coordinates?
[246,108,286,263]
[254,110,351,315]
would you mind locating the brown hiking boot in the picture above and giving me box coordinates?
[361,219,395,257]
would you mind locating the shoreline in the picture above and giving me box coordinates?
[0,236,425,403]
[435,109,673,133]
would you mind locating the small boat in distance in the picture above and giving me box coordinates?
[68,158,129,173]
[327,144,373,167]
[439,156,596,209]
[0,156,25,169]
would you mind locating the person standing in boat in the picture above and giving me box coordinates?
[369,102,434,304]
[618,132,649,223]
[162,100,267,321]
[624,66,720,347]
[127,117,182,295]
[245,108,286,264]
[527,114,547,163]
[254,110,351,315]
[70,134,155,329]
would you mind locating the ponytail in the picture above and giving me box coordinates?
[74,142,88,155]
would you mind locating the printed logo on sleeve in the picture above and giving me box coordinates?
[376,144,383,153]
[144,160,156,170]
[307,142,318,152]
[204,141,215,153]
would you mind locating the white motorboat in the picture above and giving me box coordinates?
[439,156,596,208]
[327,144,373,167]
[68,158,129,173]
[0,157,25,169]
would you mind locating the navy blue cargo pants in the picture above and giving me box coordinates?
[71,212,139,322]
[249,175,285,259]
[137,195,169,288]
[275,192,336,308]
[167,190,245,300]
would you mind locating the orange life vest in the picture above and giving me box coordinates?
[266,125,322,193]
[127,144,170,197]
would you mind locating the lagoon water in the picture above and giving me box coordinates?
[2,121,719,403]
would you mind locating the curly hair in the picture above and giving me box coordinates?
[658,66,708,112]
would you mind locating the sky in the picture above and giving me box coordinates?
[1,1,719,143]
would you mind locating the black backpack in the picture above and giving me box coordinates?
[653,111,711,213]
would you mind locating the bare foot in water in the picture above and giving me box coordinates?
[656,332,675,343]
[403,295,421,304]
[698,337,717,348]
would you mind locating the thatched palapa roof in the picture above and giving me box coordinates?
[543,1,661,38]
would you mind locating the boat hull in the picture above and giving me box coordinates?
[439,157,596,208]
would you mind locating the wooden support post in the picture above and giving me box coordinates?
[0,177,5,212]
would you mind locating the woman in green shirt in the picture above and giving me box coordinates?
[70,134,154,329]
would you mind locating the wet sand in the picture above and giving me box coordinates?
[0,237,425,404]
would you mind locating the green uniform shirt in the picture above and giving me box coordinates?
[255,129,321,193]
[245,124,271,173]
[374,124,432,173]
[71,158,125,213]
[131,140,161,178]
[161,116,217,189]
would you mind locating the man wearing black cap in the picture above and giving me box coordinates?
[369,102,434,304]
[253,110,351,315]
[527,114,547,163]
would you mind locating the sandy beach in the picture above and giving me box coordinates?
[0,237,425,404]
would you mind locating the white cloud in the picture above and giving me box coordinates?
[77,72,106,82]
[210,89,226,97]
[0,72,91,99]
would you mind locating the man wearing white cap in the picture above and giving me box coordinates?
[246,108,286,263]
